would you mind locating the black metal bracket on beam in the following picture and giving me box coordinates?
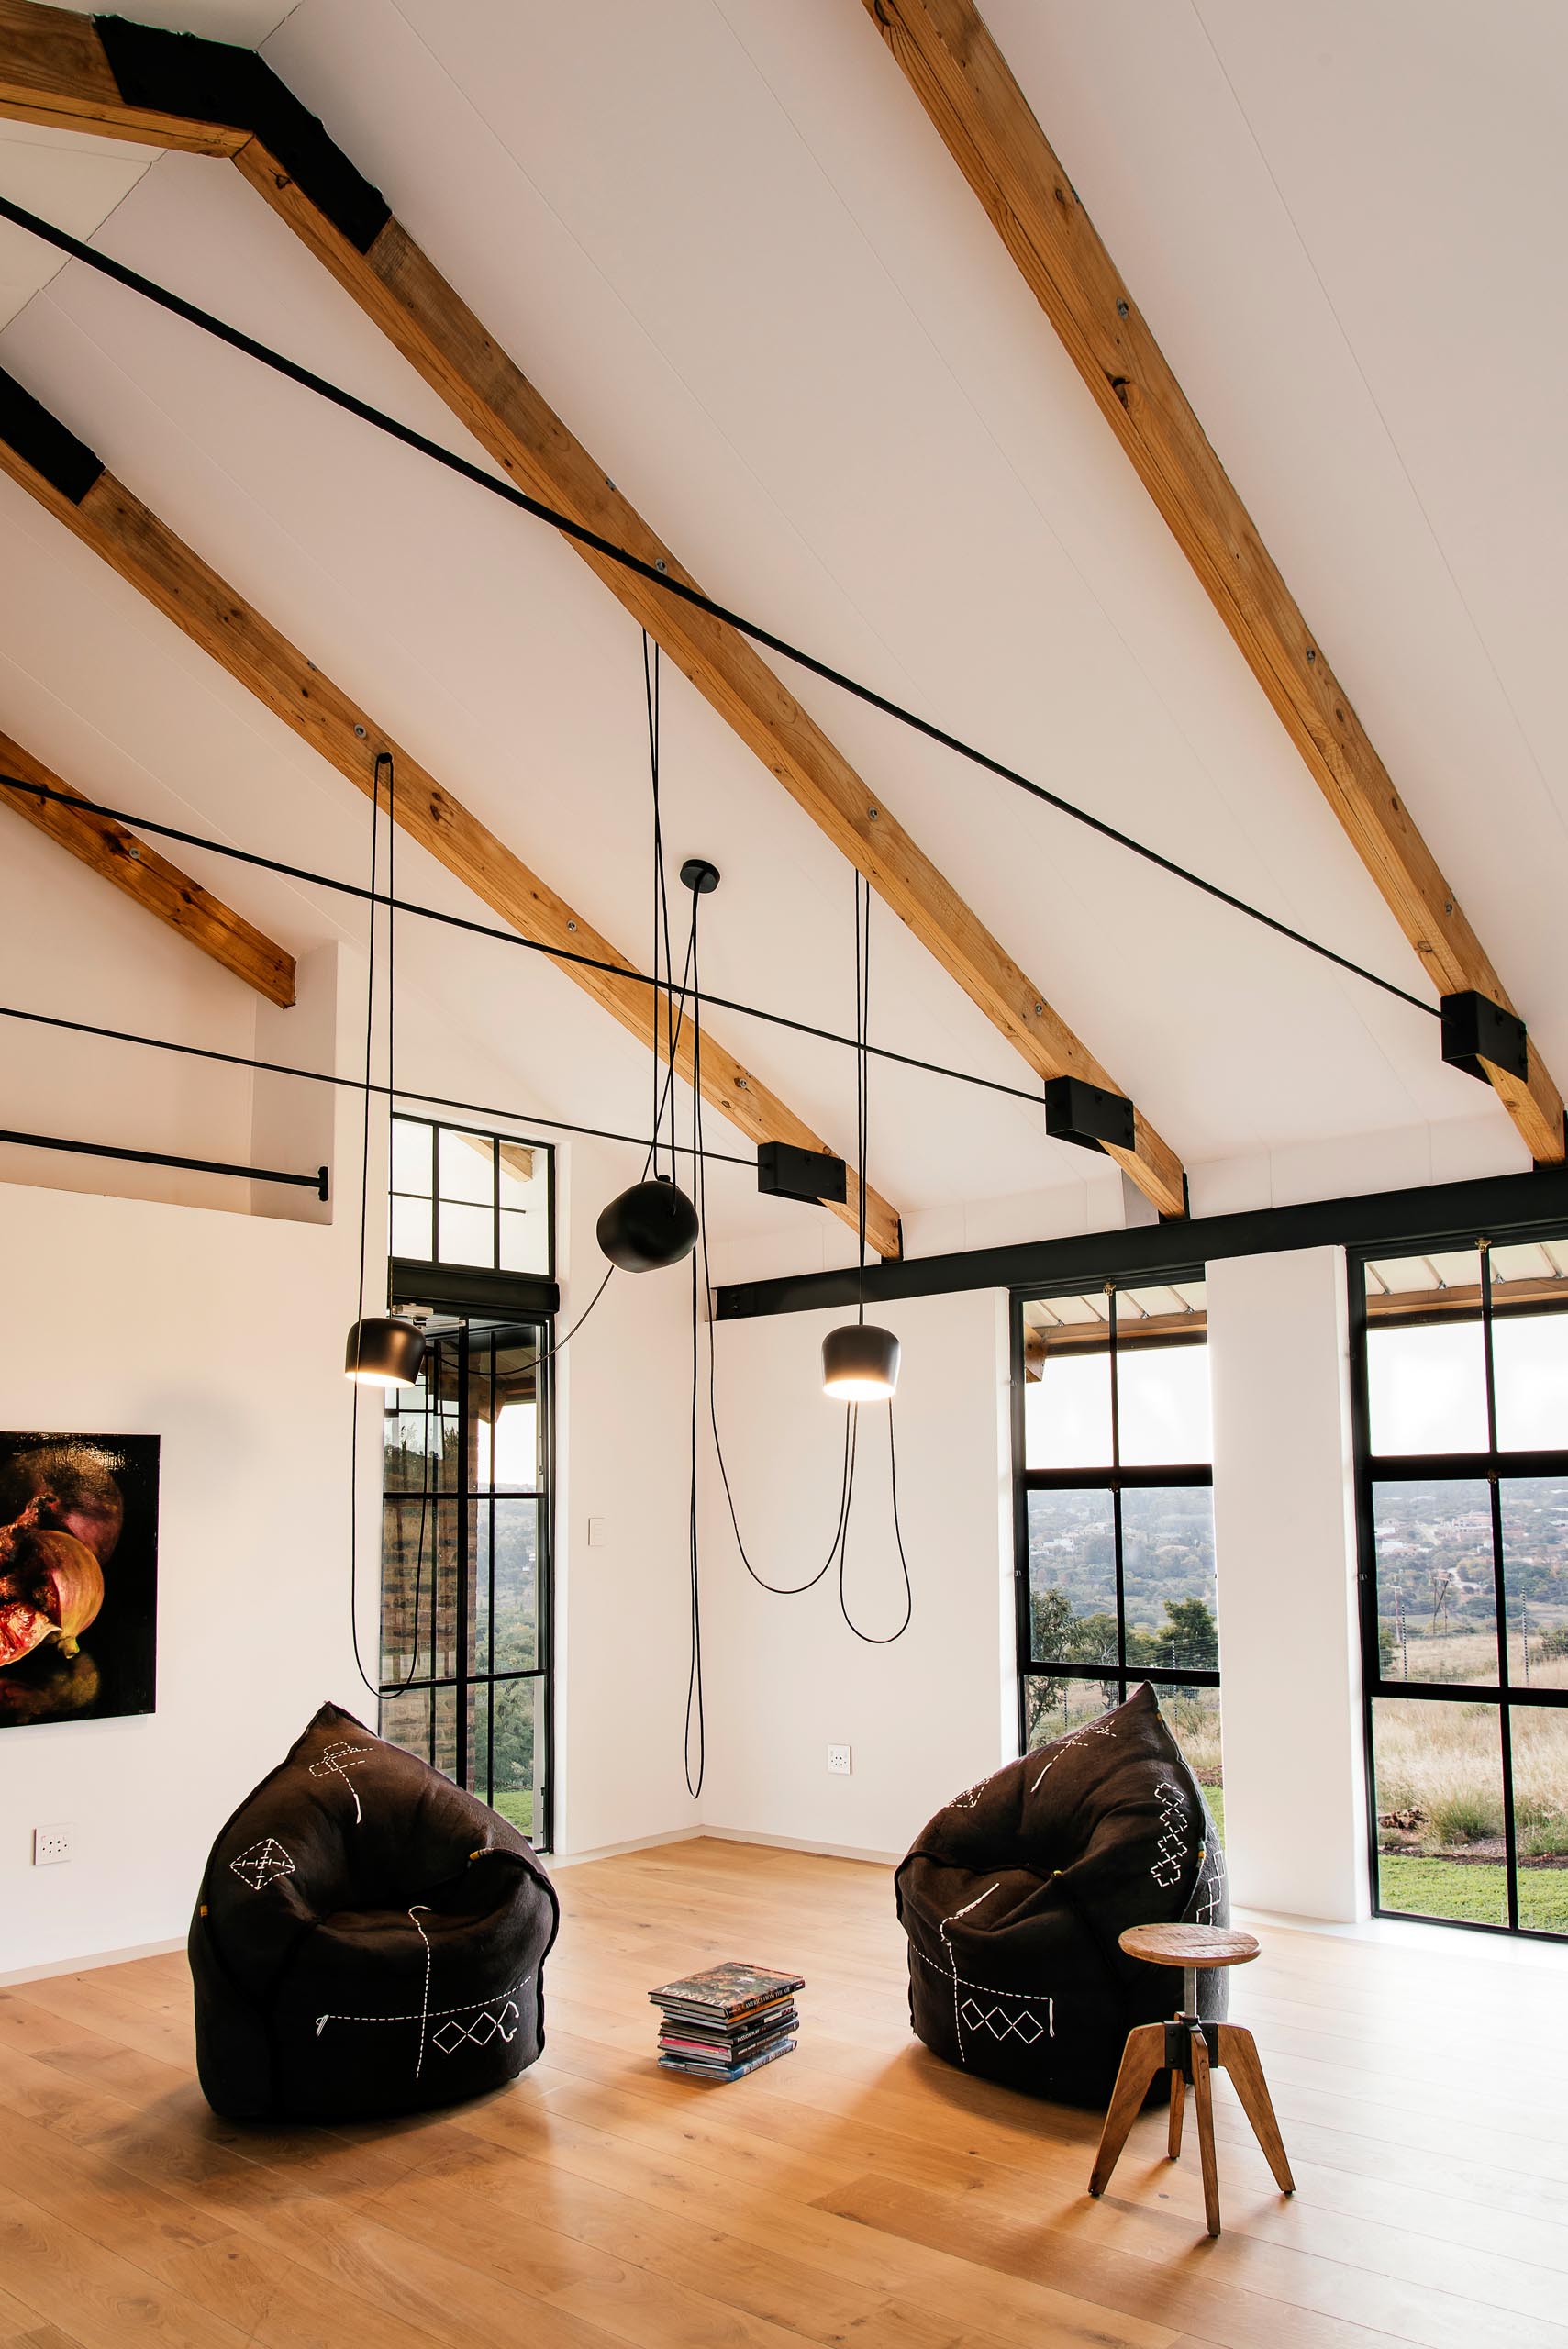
[714,1162,1568,1321]
[1043,1075,1136,1155]
[0,368,103,504]
[1440,990,1529,1085]
[757,1141,848,1208]
[94,16,390,254]
[0,1129,328,1198]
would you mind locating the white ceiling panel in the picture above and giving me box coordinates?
[0,0,1555,1255]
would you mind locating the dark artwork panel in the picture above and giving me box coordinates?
[0,1432,160,1729]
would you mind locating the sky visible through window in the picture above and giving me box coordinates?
[1368,1315,1568,1453]
[1024,1342,1212,1468]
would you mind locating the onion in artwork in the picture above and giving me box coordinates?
[0,1522,106,1664]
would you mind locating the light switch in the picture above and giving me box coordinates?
[587,1517,607,1548]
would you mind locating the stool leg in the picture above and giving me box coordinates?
[1189,2024,1221,2237]
[1216,2024,1295,2194]
[1167,2067,1185,2160]
[1088,2022,1166,2198]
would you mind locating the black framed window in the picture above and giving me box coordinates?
[390,1114,552,1278]
[1014,1276,1221,1805]
[1351,1235,1568,1938]
[378,1318,552,1849]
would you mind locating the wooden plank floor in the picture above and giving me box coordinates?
[2,1836,1567,2348]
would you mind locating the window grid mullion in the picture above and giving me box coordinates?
[1015,1283,1218,1760]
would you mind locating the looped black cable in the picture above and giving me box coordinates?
[837,1403,914,1645]
[694,862,912,1642]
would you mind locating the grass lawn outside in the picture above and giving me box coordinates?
[1377,1852,1568,1931]
[1195,1780,1568,1932]
[488,1789,534,1835]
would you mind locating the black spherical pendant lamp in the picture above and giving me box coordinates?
[596,1174,699,1273]
[821,1320,900,1402]
[345,1312,427,1389]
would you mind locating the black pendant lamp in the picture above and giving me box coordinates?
[345,752,426,1389]
[597,1173,699,1272]
[821,1319,900,1402]
[345,1312,426,1388]
[822,872,899,1401]
[596,646,705,1274]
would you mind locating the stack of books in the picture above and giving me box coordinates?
[649,1960,805,2083]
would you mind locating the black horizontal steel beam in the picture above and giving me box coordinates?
[715,1163,1568,1320]
[0,1127,327,1196]
[389,1257,560,1322]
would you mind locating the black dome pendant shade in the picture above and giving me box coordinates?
[345,1313,427,1389]
[821,1319,900,1402]
[596,1174,699,1273]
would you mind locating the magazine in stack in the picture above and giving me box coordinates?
[649,1960,805,2083]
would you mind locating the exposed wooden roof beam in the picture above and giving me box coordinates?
[0,0,1187,1219]
[0,0,243,150]
[0,378,901,1257]
[859,0,1565,1170]
[0,725,295,1004]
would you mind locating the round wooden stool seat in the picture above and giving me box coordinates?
[1118,1923,1259,1970]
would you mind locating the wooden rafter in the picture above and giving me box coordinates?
[0,0,1187,1219]
[0,725,295,1005]
[858,0,1565,1169]
[0,398,901,1257]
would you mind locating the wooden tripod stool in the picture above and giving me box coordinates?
[1088,1924,1294,2238]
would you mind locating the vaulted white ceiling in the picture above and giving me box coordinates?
[1,0,1562,1262]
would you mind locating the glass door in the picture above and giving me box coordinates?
[378,1317,552,1848]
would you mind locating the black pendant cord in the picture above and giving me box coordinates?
[383,751,398,1310]
[695,912,859,1598]
[645,632,664,1175]
[344,748,618,1707]
[524,950,700,1391]
[838,874,913,1645]
[693,868,909,1641]
[0,193,1440,1025]
[364,752,436,1701]
[685,884,706,1801]
[854,870,870,1325]
[348,756,388,1700]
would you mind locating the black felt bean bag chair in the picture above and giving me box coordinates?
[896,1683,1227,2107]
[189,1700,559,2121]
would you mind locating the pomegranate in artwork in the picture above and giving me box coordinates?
[0,1444,125,1564]
[0,1522,106,1665]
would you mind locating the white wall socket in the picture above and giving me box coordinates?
[827,1743,852,1776]
[33,1822,72,1866]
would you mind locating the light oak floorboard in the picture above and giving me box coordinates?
[3,1840,1566,2347]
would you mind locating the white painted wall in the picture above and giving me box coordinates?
[0,1168,363,1977]
[1208,1246,1369,1921]
[694,1250,1373,1920]
[697,1288,1013,1859]
[550,1133,710,1855]
[0,818,260,1212]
